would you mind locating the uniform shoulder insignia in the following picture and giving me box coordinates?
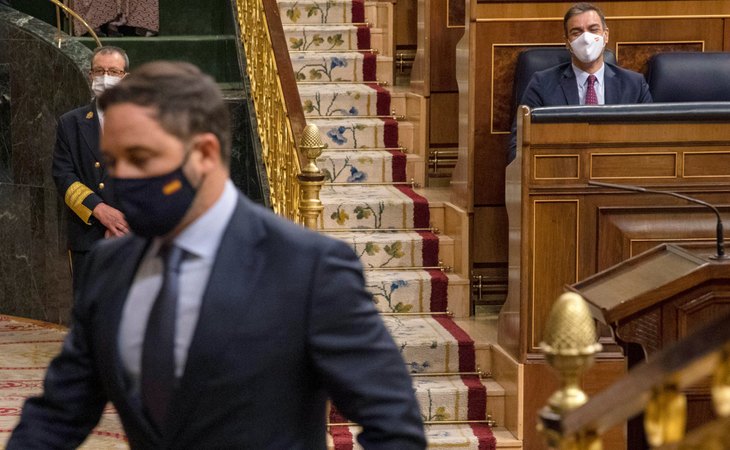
[86,111,94,119]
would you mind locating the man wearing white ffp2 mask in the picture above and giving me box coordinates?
[52,46,131,292]
[508,2,652,163]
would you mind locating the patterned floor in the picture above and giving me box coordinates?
[0,315,128,449]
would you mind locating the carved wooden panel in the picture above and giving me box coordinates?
[590,152,678,179]
[684,151,730,178]
[533,155,579,180]
[531,200,579,350]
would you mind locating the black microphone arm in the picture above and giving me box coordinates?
[588,180,726,260]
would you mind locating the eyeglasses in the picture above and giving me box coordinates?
[90,67,126,77]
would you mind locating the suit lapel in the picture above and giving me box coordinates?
[603,64,619,104]
[94,237,159,439]
[559,65,580,105]
[79,102,104,165]
[165,196,267,440]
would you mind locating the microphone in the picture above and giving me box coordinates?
[588,180,726,260]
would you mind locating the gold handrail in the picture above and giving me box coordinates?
[236,0,310,224]
[48,0,102,48]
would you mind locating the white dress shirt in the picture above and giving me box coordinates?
[118,180,238,393]
[573,63,606,105]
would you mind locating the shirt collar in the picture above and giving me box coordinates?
[572,62,605,87]
[158,179,238,262]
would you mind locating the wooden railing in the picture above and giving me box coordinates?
[234,0,323,228]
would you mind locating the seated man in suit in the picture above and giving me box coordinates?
[8,61,426,449]
[509,2,652,162]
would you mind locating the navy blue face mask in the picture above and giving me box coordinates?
[110,163,197,238]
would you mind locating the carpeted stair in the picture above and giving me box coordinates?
[278,1,496,448]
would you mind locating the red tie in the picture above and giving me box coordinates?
[585,74,598,105]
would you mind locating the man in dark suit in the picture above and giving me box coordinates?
[8,61,426,449]
[509,2,652,162]
[52,46,130,289]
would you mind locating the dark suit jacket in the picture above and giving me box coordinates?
[8,194,426,449]
[509,61,653,162]
[52,102,112,252]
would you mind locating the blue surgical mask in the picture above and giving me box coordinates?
[111,163,197,238]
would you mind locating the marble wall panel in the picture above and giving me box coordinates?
[0,63,9,183]
[1,6,90,323]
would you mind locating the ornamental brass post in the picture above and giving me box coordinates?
[539,293,603,450]
[297,124,325,229]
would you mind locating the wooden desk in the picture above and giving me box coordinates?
[502,103,730,449]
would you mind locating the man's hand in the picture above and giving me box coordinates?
[92,203,129,237]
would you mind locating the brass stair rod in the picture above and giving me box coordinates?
[380,311,453,316]
[328,419,495,427]
[315,114,405,120]
[320,227,437,233]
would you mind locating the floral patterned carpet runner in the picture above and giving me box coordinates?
[0,315,127,449]
[281,0,496,448]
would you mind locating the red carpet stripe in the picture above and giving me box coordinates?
[351,0,365,23]
[419,231,440,267]
[382,117,399,148]
[356,25,371,50]
[395,186,429,228]
[389,149,406,182]
[470,422,498,450]
[462,375,487,421]
[433,317,476,372]
[362,51,376,81]
[368,83,391,116]
[331,426,355,450]
[428,269,448,312]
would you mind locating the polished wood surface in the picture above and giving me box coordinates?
[455,1,730,277]
[503,108,730,449]
[570,243,730,439]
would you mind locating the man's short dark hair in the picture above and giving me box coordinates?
[92,46,130,71]
[563,2,607,35]
[98,61,232,165]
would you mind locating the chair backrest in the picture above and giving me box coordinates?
[512,47,617,116]
[646,52,730,102]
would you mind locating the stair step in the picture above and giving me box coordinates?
[413,376,487,422]
[319,185,429,230]
[279,0,365,25]
[283,24,369,52]
[291,51,376,83]
[364,269,448,313]
[384,316,474,374]
[318,149,404,183]
[324,230,440,269]
[307,117,398,149]
[298,83,390,117]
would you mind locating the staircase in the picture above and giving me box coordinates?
[277,1,518,447]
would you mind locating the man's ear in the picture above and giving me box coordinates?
[190,133,222,172]
[604,28,609,45]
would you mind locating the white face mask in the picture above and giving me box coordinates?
[91,74,123,97]
[569,31,605,64]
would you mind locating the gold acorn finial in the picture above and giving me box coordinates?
[541,292,602,414]
[299,124,324,174]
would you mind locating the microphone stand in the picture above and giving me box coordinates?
[588,180,726,260]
